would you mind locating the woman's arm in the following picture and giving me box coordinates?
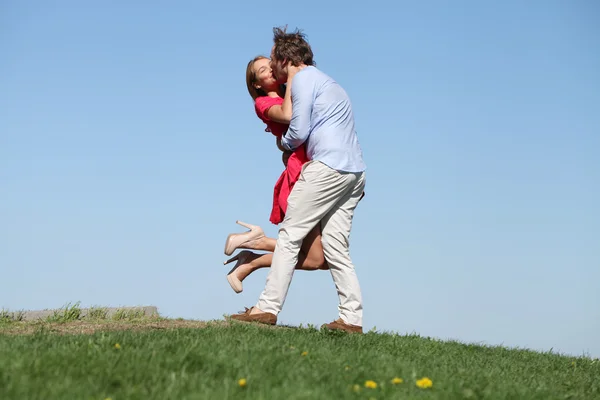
[265,70,296,124]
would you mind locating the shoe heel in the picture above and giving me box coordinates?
[236,220,254,230]
[224,254,240,265]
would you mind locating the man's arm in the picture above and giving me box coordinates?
[281,72,312,151]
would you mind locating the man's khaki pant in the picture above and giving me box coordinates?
[256,160,366,326]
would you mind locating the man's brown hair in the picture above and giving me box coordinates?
[272,26,315,67]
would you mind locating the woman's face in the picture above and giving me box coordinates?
[253,58,277,91]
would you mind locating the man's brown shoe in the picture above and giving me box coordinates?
[322,318,363,334]
[229,307,277,325]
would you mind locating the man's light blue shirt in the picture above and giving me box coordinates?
[281,66,366,173]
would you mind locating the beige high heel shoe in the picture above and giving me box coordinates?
[223,250,255,294]
[223,220,265,256]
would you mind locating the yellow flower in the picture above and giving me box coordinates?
[114,343,121,350]
[104,398,112,400]
[416,377,433,388]
[301,351,308,356]
[391,377,403,384]
[364,380,378,389]
[352,384,361,393]
[238,378,247,387]
[345,365,351,371]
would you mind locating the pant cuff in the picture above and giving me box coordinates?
[256,300,280,316]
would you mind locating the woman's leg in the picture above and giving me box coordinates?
[241,236,277,252]
[235,224,327,269]
[298,224,328,270]
[227,251,273,282]
[227,225,328,286]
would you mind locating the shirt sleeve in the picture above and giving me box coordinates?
[281,73,313,151]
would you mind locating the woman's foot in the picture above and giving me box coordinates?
[237,236,270,251]
[223,250,260,293]
[223,221,265,256]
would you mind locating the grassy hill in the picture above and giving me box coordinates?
[1,308,598,399]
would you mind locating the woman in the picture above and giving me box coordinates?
[222,55,328,293]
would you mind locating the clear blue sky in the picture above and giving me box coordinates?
[1,1,598,357]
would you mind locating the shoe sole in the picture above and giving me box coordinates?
[227,274,242,293]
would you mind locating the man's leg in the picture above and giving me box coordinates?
[321,171,366,327]
[255,161,356,316]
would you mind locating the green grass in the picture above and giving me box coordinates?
[46,302,83,323]
[87,306,110,320]
[111,308,146,321]
[45,302,149,323]
[0,320,598,399]
[0,303,155,326]
[0,309,24,323]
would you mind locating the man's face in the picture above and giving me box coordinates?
[270,45,287,84]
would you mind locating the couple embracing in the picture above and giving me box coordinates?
[222,26,366,334]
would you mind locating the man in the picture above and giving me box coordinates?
[230,26,366,333]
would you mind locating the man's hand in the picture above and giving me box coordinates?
[276,136,287,152]
[282,150,292,167]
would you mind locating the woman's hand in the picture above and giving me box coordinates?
[286,63,300,82]
[265,64,300,124]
